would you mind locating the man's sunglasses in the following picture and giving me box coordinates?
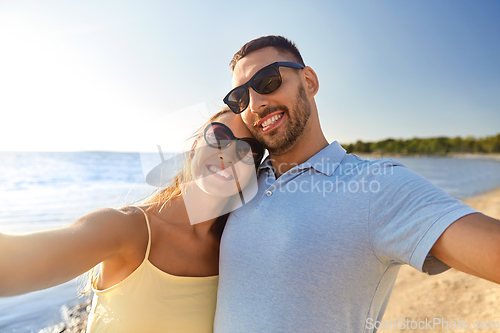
[204,122,264,165]
[223,61,305,114]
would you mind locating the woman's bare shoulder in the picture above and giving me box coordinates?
[72,206,149,243]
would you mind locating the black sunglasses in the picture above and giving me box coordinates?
[223,61,305,114]
[204,122,264,165]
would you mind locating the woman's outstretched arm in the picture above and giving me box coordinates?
[0,208,139,296]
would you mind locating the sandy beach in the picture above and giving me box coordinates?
[380,187,500,333]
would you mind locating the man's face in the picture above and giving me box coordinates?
[231,47,311,156]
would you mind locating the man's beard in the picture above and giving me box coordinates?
[252,84,311,156]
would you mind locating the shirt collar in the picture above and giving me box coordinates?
[258,141,347,177]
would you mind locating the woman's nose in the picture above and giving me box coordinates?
[218,145,237,167]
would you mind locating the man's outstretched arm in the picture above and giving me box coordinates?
[430,212,500,284]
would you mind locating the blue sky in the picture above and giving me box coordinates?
[0,0,499,152]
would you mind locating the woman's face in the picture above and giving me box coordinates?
[190,113,259,197]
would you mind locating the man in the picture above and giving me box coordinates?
[214,35,500,332]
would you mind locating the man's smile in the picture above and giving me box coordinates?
[256,111,286,132]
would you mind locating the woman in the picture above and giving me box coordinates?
[0,108,264,332]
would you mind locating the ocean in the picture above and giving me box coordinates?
[0,152,153,333]
[1,151,500,332]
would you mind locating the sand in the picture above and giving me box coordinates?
[380,187,500,333]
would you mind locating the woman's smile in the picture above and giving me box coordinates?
[206,164,234,181]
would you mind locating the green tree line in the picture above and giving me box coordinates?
[343,133,500,155]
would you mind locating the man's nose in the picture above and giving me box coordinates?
[247,88,269,113]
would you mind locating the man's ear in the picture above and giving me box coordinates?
[302,66,319,97]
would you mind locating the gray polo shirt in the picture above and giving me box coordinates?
[214,141,476,333]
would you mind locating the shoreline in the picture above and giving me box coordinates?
[381,186,500,333]
[460,185,500,217]
[448,152,500,161]
[357,152,500,161]
[39,299,91,333]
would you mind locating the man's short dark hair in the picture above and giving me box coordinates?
[229,35,305,72]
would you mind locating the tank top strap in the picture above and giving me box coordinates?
[133,206,152,260]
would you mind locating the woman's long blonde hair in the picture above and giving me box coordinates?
[79,107,232,295]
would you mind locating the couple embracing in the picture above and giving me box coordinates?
[1,35,499,333]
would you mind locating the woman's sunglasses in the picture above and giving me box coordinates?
[223,61,305,114]
[204,122,264,165]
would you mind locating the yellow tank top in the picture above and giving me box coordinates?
[86,207,219,333]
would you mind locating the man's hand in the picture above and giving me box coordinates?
[430,212,500,284]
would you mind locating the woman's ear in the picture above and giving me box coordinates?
[302,66,319,97]
[190,140,198,159]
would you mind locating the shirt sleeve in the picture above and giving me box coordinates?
[368,162,477,274]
